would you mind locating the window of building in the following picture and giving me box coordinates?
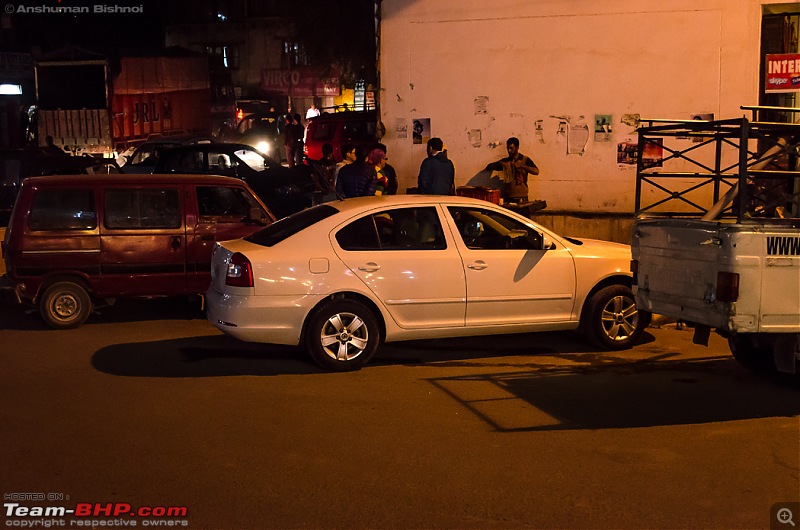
[204,44,239,69]
[281,41,309,68]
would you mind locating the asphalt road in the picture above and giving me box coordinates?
[1,295,798,529]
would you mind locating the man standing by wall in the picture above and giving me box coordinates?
[485,136,539,203]
[417,137,455,195]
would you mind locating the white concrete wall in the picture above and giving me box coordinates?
[379,0,795,213]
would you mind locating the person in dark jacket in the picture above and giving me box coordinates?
[417,137,455,195]
[335,146,377,198]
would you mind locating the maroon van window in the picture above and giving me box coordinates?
[28,189,96,231]
[104,189,181,229]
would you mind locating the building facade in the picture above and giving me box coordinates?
[378,0,800,241]
[165,0,377,123]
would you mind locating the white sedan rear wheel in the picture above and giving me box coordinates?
[305,299,380,371]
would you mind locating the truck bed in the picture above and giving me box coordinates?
[632,218,800,334]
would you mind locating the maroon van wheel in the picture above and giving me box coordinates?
[39,281,93,329]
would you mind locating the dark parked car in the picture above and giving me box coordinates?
[222,113,283,160]
[119,134,214,174]
[153,143,314,218]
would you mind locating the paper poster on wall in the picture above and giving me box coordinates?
[616,138,663,167]
[395,118,408,139]
[642,138,663,167]
[468,129,482,148]
[594,114,613,142]
[617,139,638,166]
[412,118,430,144]
[568,123,590,155]
[691,113,715,143]
[535,120,545,144]
[554,120,568,151]
[620,113,641,131]
[474,96,489,115]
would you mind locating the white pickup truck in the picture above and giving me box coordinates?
[631,108,800,373]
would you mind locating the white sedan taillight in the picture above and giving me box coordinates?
[226,252,254,287]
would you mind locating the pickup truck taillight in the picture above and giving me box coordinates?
[716,271,739,303]
[226,252,254,288]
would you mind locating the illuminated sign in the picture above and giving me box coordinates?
[0,84,22,95]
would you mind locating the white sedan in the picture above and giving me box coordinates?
[207,195,647,371]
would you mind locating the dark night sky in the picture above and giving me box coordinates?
[3,0,167,54]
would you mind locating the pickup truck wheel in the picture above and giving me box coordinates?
[728,335,775,372]
[39,281,92,329]
[582,285,645,350]
[304,299,380,372]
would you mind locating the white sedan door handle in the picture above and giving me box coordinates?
[358,262,381,272]
[467,260,488,270]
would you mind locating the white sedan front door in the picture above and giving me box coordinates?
[445,206,576,326]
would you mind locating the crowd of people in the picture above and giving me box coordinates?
[308,134,539,204]
[228,102,541,203]
[310,143,399,199]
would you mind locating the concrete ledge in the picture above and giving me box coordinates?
[530,211,635,245]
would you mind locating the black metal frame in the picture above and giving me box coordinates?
[634,106,800,224]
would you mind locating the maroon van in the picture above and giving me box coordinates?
[1,174,274,328]
[303,111,379,162]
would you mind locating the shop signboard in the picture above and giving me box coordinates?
[260,68,340,97]
[354,79,365,110]
[765,53,800,93]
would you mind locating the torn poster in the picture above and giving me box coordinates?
[535,120,545,144]
[468,129,482,148]
[395,118,408,139]
[568,122,590,155]
[474,96,489,115]
[620,113,641,131]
